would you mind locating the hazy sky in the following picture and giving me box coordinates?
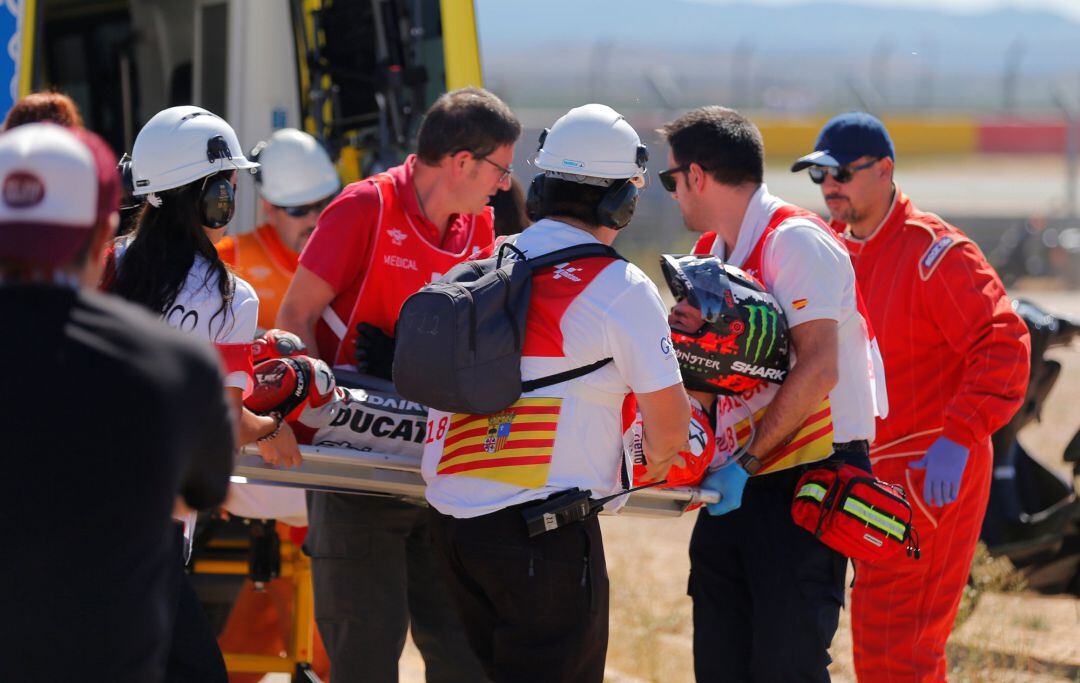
[691,0,1080,21]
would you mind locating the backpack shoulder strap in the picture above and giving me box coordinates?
[525,243,624,271]
[521,358,613,392]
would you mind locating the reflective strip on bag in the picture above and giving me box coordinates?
[842,497,906,541]
[796,482,828,503]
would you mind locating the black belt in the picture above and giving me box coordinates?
[832,440,869,455]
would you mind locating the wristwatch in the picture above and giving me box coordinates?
[737,452,762,475]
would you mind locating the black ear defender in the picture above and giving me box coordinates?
[596,179,639,230]
[117,153,144,211]
[525,172,547,222]
[200,172,236,228]
[199,135,237,228]
[596,143,648,230]
[525,130,552,222]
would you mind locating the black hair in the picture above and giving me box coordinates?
[658,106,764,187]
[488,176,531,236]
[533,177,608,226]
[108,173,235,336]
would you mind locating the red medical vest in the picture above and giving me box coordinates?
[315,173,494,367]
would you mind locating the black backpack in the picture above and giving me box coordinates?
[393,240,625,415]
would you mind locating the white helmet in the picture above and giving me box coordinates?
[251,128,340,207]
[533,103,647,181]
[130,105,258,196]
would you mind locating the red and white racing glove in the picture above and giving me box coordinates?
[245,356,339,427]
[250,329,307,365]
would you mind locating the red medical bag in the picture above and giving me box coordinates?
[792,463,920,562]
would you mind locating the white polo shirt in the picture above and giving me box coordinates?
[704,185,885,470]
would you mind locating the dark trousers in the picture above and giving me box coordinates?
[689,449,871,683]
[305,492,488,683]
[429,503,609,683]
[165,524,227,683]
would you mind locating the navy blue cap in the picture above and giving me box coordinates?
[790,112,895,172]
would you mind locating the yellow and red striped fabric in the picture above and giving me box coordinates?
[733,397,834,474]
[436,397,562,488]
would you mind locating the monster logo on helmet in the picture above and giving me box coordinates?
[745,303,779,364]
[661,254,791,395]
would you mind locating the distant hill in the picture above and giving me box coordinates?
[477,1,1080,113]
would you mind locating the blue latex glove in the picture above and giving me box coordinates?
[909,436,969,507]
[702,461,751,516]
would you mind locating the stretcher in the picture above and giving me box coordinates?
[212,364,718,681]
[231,443,721,516]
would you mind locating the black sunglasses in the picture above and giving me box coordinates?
[659,163,710,193]
[278,196,332,217]
[808,158,880,185]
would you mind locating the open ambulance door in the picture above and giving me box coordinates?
[15,0,301,233]
[2,0,485,226]
[290,0,483,183]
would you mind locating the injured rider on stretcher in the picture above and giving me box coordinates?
[230,329,719,523]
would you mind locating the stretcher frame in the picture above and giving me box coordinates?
[193,537,319,681]
[233,443,721,515]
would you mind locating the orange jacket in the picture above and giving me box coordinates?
[217,223,298,331]
[833,188,1030,453]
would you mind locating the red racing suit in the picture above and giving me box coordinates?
[834,189,1030,682]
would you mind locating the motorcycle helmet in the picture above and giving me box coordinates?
[661,253,791,395]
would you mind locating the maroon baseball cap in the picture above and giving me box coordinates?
[0,123,120,267]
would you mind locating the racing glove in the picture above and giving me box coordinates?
[354,322,396,380]
[909,436,969,507]
[251,328,307,365]
[246,355,338,423]
[702,460,751,516]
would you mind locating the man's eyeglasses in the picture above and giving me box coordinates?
[808,158,880,185]
[277,197,332,218]
[478,155,513,184]
[658,163,703,193]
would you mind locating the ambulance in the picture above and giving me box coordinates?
[1,0,484,232]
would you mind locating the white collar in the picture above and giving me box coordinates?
[515,218,603,259]
[718,184,786,268]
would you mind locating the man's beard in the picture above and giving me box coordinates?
[826,198,862,225]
